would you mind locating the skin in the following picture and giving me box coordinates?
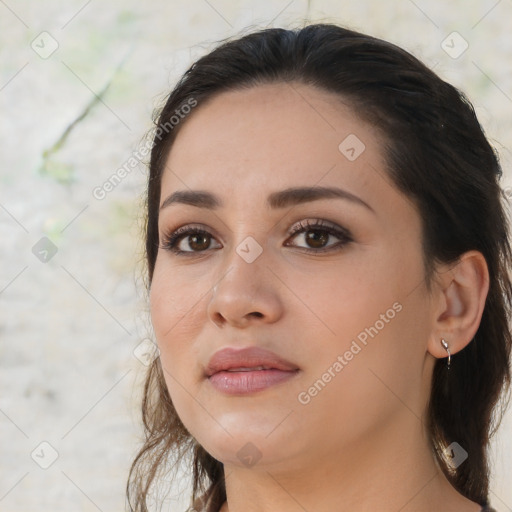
[150,82,489,512]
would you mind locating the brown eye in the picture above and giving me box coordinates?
[184,233,212,251]
[161,227,222,254]
[286,219,353,253]
[303,230,330,249]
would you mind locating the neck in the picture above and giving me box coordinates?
[218,411,480,512]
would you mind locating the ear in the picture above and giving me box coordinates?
[427,250,490,360]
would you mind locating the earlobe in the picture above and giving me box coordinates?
[427,250,490,360]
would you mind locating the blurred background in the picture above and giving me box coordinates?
[1,1,511,511]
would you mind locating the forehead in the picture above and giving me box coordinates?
[161,82,389,203]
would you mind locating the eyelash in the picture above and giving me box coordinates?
[160,219,353,256]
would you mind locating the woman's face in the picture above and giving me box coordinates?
[150,82,437,470]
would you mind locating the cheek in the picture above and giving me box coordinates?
[293,299,427,452]
[150,256,209,331]
[149,270,208,431]
[289,250,399,346]
[300,246,429,403]
[149,262,207,378]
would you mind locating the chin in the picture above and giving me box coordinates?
[199,436,286,470]
[191,418,306,471]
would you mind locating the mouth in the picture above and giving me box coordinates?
[205,346,300,395]
[224,366,276,372]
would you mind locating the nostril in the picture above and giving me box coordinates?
[249,312,263,318]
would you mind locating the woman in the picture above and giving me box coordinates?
[127,23,511,512]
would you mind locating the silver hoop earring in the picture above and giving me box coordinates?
[440,338,451,369]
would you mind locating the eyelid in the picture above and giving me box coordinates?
[287,218,349,237]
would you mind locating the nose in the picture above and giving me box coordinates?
[207,251,284,329]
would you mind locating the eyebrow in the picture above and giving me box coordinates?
[159,186,375,213]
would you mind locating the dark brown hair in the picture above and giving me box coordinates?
[127,23,512,512]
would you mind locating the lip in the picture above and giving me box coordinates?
[205,346,300,395]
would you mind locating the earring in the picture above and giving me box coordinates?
[440,338,451,369]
